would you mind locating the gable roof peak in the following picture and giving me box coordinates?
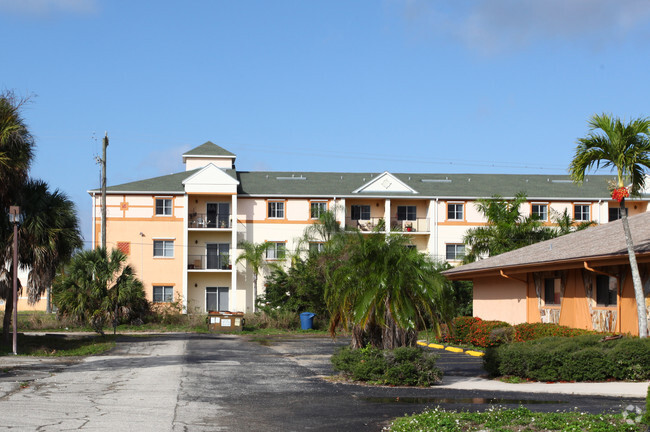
[183,141,236,158]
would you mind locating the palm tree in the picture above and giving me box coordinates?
[463,193,556,263]
[235,241,273,312]
[1,180,83,342]
[570,113,650,338]
[327,232,453,349]
[53,247,148,335]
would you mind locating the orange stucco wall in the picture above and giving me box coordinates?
[473,276,527,324]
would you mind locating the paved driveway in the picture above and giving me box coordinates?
[0,333,646,431]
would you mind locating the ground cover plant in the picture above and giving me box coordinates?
[484,335,650,382]
[0,333,115,356]
[331,346,442,386]
[385,406,646,432]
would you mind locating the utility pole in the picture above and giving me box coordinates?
[101,132,108,250]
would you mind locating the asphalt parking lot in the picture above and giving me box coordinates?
[0,333,647,431]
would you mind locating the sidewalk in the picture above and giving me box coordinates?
[425,341,650,398]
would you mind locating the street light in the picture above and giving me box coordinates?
[9,206,20,355]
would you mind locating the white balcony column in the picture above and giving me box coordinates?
[384,199,391,235]
[231,193,238,311]
[427,199,439,260]
[182,194,189,312]
[337,198,346,228]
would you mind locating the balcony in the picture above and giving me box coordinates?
[345,217,385,232]
[389,218,429,233]
[187,254,231,270]
[188,213,231,229]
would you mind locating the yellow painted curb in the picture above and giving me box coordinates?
[428,343,445,349]
[466,350,485,357]
[445,346,464,353]
[416,341,428,346]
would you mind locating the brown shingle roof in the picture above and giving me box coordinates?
[443,211,650,279]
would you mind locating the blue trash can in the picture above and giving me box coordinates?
[299,312,316,330]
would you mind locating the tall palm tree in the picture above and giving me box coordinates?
[327,232,453,349]
[570,113,650,338]
[235,241,273,312]
[1,180,83,342]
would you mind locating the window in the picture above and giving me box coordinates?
[447,203,464,220]
[609,207,622,222]
[544,278,561,305]
[446,244,465,261]
[153,240,174,257]
[532,204,548,221]
[153,286,174,303]
[310,202,327,219]
[268,201,285,219]
[266,242,286,260]
[350,205,371,220]
[155,198,172,216]
[596,275,617,306]
[206,287,229,312]
[309,242,325,253]
[397,205,417,221]
[574,204,590,221]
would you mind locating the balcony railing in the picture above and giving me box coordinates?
[345,217,384,232]
[188,213,231,229]
[188,254,231,270]
[389,218,429,233]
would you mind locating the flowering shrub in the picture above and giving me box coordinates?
[467,320,512,348]
[444,316,482,344]
[513,322,595,342]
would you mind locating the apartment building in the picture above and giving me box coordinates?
[89,141,647,314]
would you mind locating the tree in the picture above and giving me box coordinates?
[235,241,273,312]
[570,113,650,338]
[0,91,33,209]
[327,232,454,350]
[463,192,556,263]
[1,180,83,342]
[52,247,149,335]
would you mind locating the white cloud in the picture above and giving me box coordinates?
[392,0,650,55]
[0,0,98,16]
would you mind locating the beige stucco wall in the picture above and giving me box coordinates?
[473,275,527,324]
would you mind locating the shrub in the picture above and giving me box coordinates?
[513,322,595,342]
[468,320,511,348]
[445,316,481,344]
[486,335,649,382]
[643,384,650,426]
[331,346,442,386]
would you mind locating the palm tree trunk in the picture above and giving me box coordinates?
[253,272,258,313]
[2,283,13,344]
[620,199,648,338]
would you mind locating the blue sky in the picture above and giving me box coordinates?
[3,0,650,244]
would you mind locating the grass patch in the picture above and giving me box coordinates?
[0,334,116,357]
[386,406,645,431]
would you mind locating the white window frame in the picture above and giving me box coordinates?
[531,203,548,222]
[310,201,327,219]
[266,242,286,260]
[268,201,285,219]
[350,205,371,220]
[309,242,325,253]
[397,205,417,221]
[153,239,174,258]
[445,244,465,261]
[447,203,464,221]
[206,287,229,312]
[155,197,173,216]
[153,285,174,303]
[574,204,590,221]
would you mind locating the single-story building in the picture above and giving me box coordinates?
[442,211,650,336]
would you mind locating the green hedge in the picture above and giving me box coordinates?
[484,335,650,382]
[331,346,442,386]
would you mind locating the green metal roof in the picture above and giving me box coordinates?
[183,141,236,157]
[94,168,618,200]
